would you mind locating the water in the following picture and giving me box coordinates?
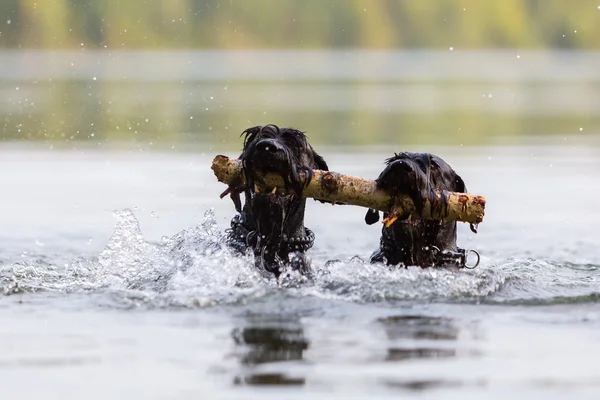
[2,50,600,398]
[2,50,600,143]
[1,143,599,399]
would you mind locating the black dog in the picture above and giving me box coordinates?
[225,125,328,279]
[365,152,475,268]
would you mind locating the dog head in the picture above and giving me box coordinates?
[240,124,328,196]
[229,125,328,277]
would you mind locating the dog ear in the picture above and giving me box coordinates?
[365,208,380,225]
[312,151,329,171]
[453,173,467,193]
[240,126,262,152]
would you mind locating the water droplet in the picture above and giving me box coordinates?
[449,47,454,51]
[516,54,521,59]
[579,127,583,131]
[93,76,97,81]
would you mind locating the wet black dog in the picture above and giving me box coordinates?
[225,125,328,279]
[365,152,475,268]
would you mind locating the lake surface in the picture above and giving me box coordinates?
[1,50,600,399]
[1,142,599,399]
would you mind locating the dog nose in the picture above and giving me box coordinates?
[255,139,280,154]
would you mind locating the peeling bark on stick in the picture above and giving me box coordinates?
[211,155,486,225]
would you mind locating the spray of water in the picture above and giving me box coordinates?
[1,208,598,307]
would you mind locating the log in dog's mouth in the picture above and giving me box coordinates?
[242,139,306,199]
[250,183,294,200]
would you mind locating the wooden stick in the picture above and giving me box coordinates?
[211,155,485,225]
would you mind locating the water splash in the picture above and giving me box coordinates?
[307,256,506,303]
[1,209,599,308]
[92,208,270,307]
[95,208,170,291]
[1,209,269,307]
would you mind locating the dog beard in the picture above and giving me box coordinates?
[248,192,304,274]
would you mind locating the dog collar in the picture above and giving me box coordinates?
[380,231,480,269]
[227,214,315,254]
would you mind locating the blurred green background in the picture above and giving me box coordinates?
[1,0,599,147]
[2,0,600,49]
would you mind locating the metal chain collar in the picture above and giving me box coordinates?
[227,214,315,254]
[428,246,481,269]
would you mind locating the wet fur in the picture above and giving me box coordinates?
[226,125,328,278]
[366,152,469,267]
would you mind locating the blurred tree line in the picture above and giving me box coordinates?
[1,0,599,49]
